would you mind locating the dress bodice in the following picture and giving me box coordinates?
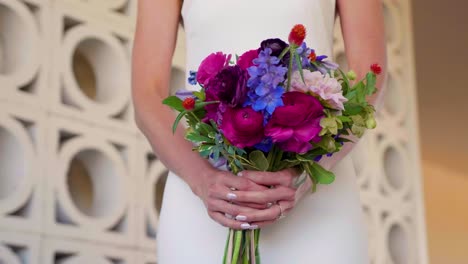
[181,0,337,77]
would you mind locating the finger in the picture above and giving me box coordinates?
[221,173,267,191]
[239,168,301,187]
[233,186,296,204]
[209,211,252,230]
[207,198,254,217]
[233,201,272,210]
[233,203,282,223]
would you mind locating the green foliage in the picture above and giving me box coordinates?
[193,90,206,101]
[309,162,335,184]
[249,151,269,171]
[162,96,185,111]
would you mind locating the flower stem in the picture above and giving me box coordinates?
[243,231,250,264]
[232,230,243,264]
[254,229,261,263]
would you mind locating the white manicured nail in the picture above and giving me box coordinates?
[249,225,259,230]
[235,215,247,221]
[227,193,237,200]
[237,172,243,177]
[241,223,251,229]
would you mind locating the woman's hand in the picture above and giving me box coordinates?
[227,168,312,228]
[195,167,280,230]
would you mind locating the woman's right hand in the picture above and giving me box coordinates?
[193,168,270,230]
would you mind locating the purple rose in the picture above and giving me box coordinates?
[196,52,231,87]
[237,49,258,70]
[206,65,249,107]
[220,106,264,148]
[265,91,324,153]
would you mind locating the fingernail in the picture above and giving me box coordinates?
[249,225,259,230]
[241,223,251,229]
[267,202,273,208]
[235,215,247,221]
[227,193,237,200]
[225,213,233,219]
[237,172,243,177]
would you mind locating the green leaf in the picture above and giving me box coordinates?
[337,116,352,122]
[185,132,212,143]
[365,72,377,95]
[304,147,329,158]
[193,90,206,101]
[196,122,214,135]
[302,162,318,192]
[198,144,214,152]
[344,103,364,115]
[335,137,354,143]
[195,101,219,109]
[162,96,185,112]
[199,149,211,157]
[276,159,301,171]
[353,81,366,103]
[310,162,335,184]
[295,53,306,84]
[249,150,269,171]
[338,69,351,95]
[295,155,310,162]
[315,135,336,152]
[172,110,187,133]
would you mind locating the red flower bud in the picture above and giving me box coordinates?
[308,50,317,62]
[370,63,382,75]
[288,24,306,46]
[182,97,196,110]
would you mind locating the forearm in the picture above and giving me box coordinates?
[133,88,214,196]
[320,0,387,170]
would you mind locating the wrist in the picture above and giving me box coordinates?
[187,164,216,198]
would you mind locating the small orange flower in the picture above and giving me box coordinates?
[182,97,196,110]
[288,24,306,46]
[308,50,317,62]
[370,63,382,75]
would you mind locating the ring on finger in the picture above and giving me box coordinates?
[277,203,286,220]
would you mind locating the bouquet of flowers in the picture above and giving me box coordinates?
[163,24,380,263]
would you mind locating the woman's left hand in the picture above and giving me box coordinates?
[229,168,312,228]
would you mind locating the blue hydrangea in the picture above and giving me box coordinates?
[244,48,287,116]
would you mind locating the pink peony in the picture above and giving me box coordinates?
[237,49,258,70]
[220,107,264,148]
[265,92,324,153]
[290,70,348,110]
[196,52,231,87]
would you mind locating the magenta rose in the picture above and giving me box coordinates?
[265,91,324,153]
[220,106,264,148]
[196,52,231,87]
[237,49,258,70]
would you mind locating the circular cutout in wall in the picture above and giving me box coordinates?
[0,126,26,200]
[0,1,39,85]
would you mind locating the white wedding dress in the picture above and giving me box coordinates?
[157,0,370,263]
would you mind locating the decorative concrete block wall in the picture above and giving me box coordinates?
[0,0,426,263]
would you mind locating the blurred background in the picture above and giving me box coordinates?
[413,0,468,262]
[0,0,466,263]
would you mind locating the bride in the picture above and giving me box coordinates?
[131,0,386,263]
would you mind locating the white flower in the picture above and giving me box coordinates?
[290,70,348,110]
